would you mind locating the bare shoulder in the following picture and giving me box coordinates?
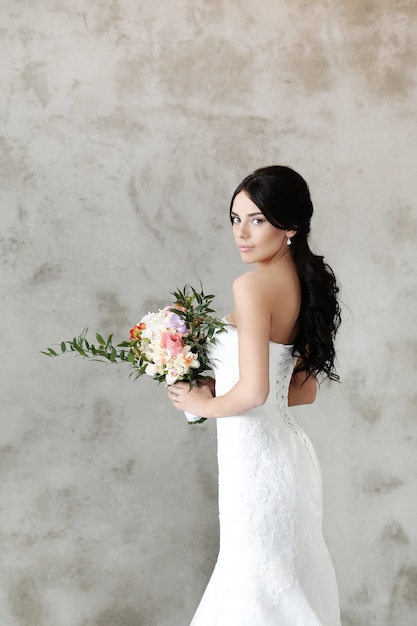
[233,269,290,300]
[232,272,275,325]
[233,270,265,291]
[232,268,300,343]
[233,271,271,302]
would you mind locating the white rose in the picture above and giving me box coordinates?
[166,369,180,385]
[145,363,157,376]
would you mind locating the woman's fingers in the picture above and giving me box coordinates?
[168,384,186,409]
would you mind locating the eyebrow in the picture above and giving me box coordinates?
[230,211,264,217]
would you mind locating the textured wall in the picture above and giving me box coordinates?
[1,1,416,625]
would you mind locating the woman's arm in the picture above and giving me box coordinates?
[199,370,316,406]
[168,272,276,418]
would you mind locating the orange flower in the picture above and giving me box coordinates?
[130,322,146,340]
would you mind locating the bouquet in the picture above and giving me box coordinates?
[42,284,226,424]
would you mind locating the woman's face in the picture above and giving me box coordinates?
[230,191,294,267]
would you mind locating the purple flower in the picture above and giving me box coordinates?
[166,312,187,335]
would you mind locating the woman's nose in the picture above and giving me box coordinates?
[237,222,248,238]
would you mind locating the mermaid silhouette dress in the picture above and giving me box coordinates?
[190,323,341,626]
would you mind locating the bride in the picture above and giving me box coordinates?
[168,165,342,626]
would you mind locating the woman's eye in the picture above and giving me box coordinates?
[252,218,264,224]
[232,216,240,224]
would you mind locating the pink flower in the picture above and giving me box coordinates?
[161,332,184,357]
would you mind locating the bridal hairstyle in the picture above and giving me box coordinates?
[230,165,341,381]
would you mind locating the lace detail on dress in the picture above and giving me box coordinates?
[190,328,341,626]
[275,348,323,487]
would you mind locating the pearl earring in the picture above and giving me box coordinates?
[287,237,292,246]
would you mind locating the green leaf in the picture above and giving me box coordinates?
[40,348,58,357]
[78,327,88,343]
[96,333,106,346]
[73,343,87,357]
[168,307,186,318]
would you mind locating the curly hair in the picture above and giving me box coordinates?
[230,165,341,381]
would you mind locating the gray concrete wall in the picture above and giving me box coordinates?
[1,1,416,625]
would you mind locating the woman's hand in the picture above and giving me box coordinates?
[167,378,214,417]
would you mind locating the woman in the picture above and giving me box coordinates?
[168,165,342,625]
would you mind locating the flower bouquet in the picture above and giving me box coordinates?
[42,284,226,424]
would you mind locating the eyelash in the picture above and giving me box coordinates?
[231,217,265,225]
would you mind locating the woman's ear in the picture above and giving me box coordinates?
[285,229,297,239]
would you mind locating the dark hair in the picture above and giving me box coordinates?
[230,165,341,381]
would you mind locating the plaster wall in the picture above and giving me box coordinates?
[1,1,416,625]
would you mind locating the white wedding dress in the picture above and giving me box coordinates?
[190,324,341,626]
